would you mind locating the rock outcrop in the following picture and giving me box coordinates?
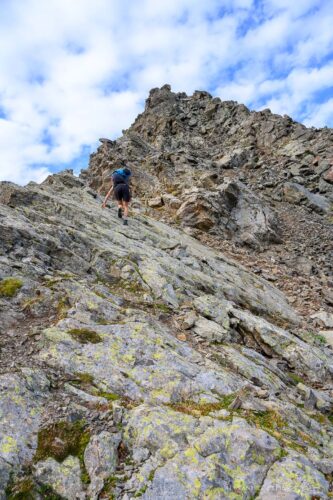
[1,169,333,499]
[85,85,332,243]
[85,84,332,333]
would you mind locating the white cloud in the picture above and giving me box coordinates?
[0,0,332,184]
[304,98,333,128]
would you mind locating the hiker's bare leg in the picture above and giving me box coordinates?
[123,202,129,218]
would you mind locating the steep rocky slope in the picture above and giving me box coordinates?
[1,86,333,499]
[1,170,333,499]
[85,84,333,326]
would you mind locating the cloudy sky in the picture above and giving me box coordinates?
[0,0,332,184]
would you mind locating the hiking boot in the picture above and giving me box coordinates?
[117,208,122,218]
[123,219,128,226]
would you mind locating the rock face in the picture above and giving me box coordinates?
[1,169,333,499]
[85,84,332,329]
[176,179,281,247]
[85,84,332,243]
[1,85,333,498]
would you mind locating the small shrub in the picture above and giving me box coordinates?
[314,334,326,345]
[167,394,236,417]
[6,477,35,500]
[0,278,23,298]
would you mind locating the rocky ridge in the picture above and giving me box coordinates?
[86,84,333,325]
[0,86,333,499]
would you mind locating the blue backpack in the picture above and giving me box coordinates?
[113,168,131,180]
[111,168,131,188]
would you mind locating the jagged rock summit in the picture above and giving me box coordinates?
[0,86,333,499]
[87,84,333,228]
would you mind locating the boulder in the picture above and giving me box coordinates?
[323,165,333,184]
[193,317,229,342]
[283,182,331,213]
[177,180,281,247]
[34,456,84,500]
[258,455,329,499]
[311,311,333,328]
[84,432,121,499]
[0,370,49,495]
[148,196,164,208]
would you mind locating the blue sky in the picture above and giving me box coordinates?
[0,0,332,184]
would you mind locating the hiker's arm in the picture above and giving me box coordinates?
[102,185,113,208]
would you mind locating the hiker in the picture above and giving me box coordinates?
[102,167,132,225]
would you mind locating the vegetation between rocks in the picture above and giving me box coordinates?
[5,476,64,500]
[67,328,103,344]
[34,420,91,464]
[167,393,236,417]
[0,277,23,297]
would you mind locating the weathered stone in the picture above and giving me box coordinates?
[283,182,331,213]
[179,310,197,330]
[125,408,284,499]
[323,165,333,183]
[311,311,333,328]
[176,180,281,247]
[38,316,245,404]
[193,317,229,342]
[258,454,329,499]
[233,308,333,383]
[162,194,182,209]
[84,432,121,499]
[148,196,164,208]
[34,456,84,500]
[0,370,49,495]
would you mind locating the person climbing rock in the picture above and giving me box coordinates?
[102,167,132,225]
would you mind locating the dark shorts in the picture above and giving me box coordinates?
[114,183,131,202]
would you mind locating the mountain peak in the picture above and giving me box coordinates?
[1,86,333,499]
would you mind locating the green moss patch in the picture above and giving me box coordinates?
[36,484,63,499]
[134,485,148,497]
[96,391,120,401]
[56,297,70,320]
[34,420,90,464]
[96,317,110,325]
[313,333,326,345]
[243,409,316,452]
[67,328,102,344]
[72,372,95,386]
[287,372,305,385]
[0,278,23,298]
[151,302,173,314]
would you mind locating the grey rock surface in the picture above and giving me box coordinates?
[34,455,84,499]
[0,370,49,496]
[283,182,332,213]
[257,454,329,499]
[0,171,332,498]
[84,431,121,499]
[1,85,333,498]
